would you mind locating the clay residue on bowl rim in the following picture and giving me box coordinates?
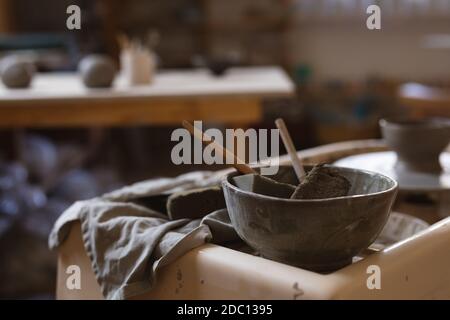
[224,165,398,203]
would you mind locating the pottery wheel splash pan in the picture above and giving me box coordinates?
[334,151,450,193]
[222,165,398,273]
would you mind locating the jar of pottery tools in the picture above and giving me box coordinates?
[118,32,158,86]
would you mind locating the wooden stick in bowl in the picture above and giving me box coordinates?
[182,120,257,175]
[275,118,306,181]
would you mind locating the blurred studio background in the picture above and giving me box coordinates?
[0,0,450,298]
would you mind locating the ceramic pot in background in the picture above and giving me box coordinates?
[380,118,450,173]
[0,55,35,88]
[78,54,117,88]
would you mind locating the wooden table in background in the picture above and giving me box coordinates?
[398,83,450,118]
[0,66,295,128]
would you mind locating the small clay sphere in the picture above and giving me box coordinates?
[78,55,116,88]
[0,55,35,88]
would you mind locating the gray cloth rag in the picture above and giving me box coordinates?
[48,170,245,300]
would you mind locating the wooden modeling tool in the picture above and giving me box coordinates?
[182,120,257,175]
[275,118,306,181]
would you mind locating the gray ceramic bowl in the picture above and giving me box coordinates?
[222,165,398,272]
[380,117,450,173]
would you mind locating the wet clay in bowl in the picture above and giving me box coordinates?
[222,165,398,272]
[380,118,450,173]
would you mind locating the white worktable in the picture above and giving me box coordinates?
[0,66,295,128]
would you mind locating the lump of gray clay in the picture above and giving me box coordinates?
[167,186,226,220]
[232,174,296,199]
[78,54,116,88]
[291,165,351,200]
[0,55,35,88]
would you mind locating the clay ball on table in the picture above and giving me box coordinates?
[78,55,116,88]
[0,55,35,88]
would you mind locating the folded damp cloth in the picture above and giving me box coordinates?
[48,170,245,300]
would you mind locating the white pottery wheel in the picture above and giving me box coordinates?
[334,151,450,193]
